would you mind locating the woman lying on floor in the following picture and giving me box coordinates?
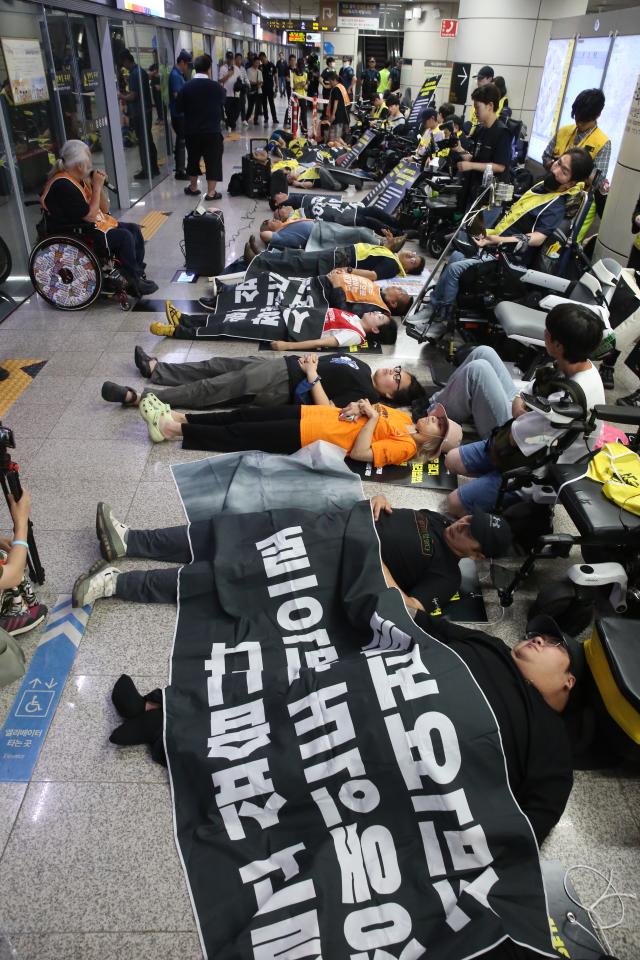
[137,394,462,468]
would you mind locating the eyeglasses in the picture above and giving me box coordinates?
[524,631,573,666]
[392,364,402,393]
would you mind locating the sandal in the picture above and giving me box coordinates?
[140,393,172,443]
[204,192,222,201]
[183,186,201,196]
[101,381,138,406]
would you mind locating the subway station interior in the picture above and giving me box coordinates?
[0,1,640,958]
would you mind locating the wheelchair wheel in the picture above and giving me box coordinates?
[426,230,447,259]
[29,236,101,311]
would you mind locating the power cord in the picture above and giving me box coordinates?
[563,864,637,954]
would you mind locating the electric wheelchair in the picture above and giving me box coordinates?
[27,201,133,312]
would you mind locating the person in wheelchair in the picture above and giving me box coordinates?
[419,146,594,328]
[443,303,605,516]
[40,140,158,299]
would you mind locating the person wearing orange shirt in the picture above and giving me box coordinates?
[138,391,462,468]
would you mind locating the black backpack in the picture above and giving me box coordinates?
[227,173,244,196]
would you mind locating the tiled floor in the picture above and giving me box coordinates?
[0,130,638,960]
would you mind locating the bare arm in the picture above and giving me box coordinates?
[1,492,31,590]
[84,172,106,222]
[270,337,339,351]
[349,400,379,462]
[381,561,425,611]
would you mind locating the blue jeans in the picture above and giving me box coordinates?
[457,439,504,512]
[431,249,487,307]
[430,346,518,437]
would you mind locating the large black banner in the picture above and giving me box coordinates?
[408,73,442,125]
[362,158,422,214]
[300,196,361,225]
[166,499,555,960]
[214,274,327,314]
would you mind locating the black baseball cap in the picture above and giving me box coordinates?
[177,49,192,64]
[525,614,585,682]
[474,65,494,80]
[469,508,513,558]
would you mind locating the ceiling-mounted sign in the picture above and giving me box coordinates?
[440,18,458,38]
[320,1,338,31]
[338,3,380,29]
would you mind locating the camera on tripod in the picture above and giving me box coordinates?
[0,420,44,584]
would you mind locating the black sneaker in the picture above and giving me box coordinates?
[138,278,159,295]
[600,364,615,390]
[134,345,155,378]
[617,388,640,407]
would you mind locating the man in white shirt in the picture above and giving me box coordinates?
[246,55,263,124]
[219,51,241,130]
[442,303,605,515]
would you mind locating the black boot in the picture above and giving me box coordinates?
[617,387,640,407]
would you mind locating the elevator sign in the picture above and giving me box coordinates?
[440,18,458,38]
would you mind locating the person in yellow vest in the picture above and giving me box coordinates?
[39,139,157,298]
[466,65,494,133]
[326,71,351,141]
[493,76,510,121]
[414,147,594,325]
[542,88,611,240]
[291,59,308,133]
[369,92,389,124]
[413,108,440,160]
[377,62,390,95]
[244,242,425,282]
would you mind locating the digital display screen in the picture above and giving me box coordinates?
[600,34,640,179]
[116,0,165,17]
[557,36,611,130]
[287,31,306,43]
[528,38,574,164]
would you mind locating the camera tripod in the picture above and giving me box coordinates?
[0,423,45,585]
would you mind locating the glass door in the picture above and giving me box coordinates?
[134,23,170,182]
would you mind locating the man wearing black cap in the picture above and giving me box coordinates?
[169,50,192,180]
[467,65,494,132]
[415,610,578,843]
[372,493,513,615]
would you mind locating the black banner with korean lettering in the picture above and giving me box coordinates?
[408,73,442,125]
[166,497,555,960]
[362,158,422,214]
[336,128,379,168]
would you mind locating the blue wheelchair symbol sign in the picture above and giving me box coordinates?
[15,690,54,719]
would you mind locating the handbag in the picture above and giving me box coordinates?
[0,626,26,687]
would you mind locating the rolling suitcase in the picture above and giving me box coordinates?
[242,138,270,198]
[183,209,225,276]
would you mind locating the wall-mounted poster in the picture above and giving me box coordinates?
[1,38,49,105]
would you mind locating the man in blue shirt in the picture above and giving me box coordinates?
[169,49,191,181]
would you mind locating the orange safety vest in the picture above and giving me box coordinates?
[331,82,351,107]
[41,172,118,234]
[335,272,388,313]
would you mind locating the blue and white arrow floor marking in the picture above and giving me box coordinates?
[0,595,92,782]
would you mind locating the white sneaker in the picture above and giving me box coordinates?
[96,502,129,561]
[242,120,249,127]
[72,560,120,607]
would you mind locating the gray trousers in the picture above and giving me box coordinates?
[141,355,292,409]
[430,346,518,437]
[115,525,188,604]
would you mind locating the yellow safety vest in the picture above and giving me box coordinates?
[355,243,405,276]
[587,442,640,517]
[371,102,387,120]
[270,159,299,173]
[41,172,118,234]
[292,72,307,95]
[498,95,508,116]
[488,182,584,237]
[553,123,610,160]
[377,68,390,94]
[635,232,640,252]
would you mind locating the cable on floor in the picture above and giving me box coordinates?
[563,863,637,955]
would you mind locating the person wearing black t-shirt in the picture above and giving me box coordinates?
[100,349,425,410]
[259,52,278,123]
[453,83,512,206]
[321,58,335,100]
[372,494,512,616]
[415,612,578,845]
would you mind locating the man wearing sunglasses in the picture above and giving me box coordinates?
[414,610,582,843]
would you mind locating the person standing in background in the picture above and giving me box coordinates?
[360,57,380,102]
[147,63,163,122]
[339,56,356,98]
[118,49,159,180]
[246,55,263,124]
[219,51,240,131]
[259,52,278,123]
[388,58,401,93]
[291,59,308,133]
[168,49,191,181]
[276,52,287,97]
[377,61,390,95]
[234,52,249,127]
[178,54,225,201]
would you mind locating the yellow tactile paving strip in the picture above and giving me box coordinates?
[139,211,171,242]
[0,359,47,417]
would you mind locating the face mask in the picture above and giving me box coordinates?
[543,172,560,191]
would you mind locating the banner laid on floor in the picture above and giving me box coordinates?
[166,491,554,960]
[192,305,344,343]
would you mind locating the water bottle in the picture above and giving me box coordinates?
[482,164,494,190]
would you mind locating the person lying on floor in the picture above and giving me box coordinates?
[269,196,404,235]
[444,303,605,515]
[245,242,425,282]
[137,395,462,468]
[259,211,405,252]
[196,267,413,316]
[412,146,594,330]
[102,350,425,411]
[106,610,576,846]
[75,494,512,619]
[151,299,397,346]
